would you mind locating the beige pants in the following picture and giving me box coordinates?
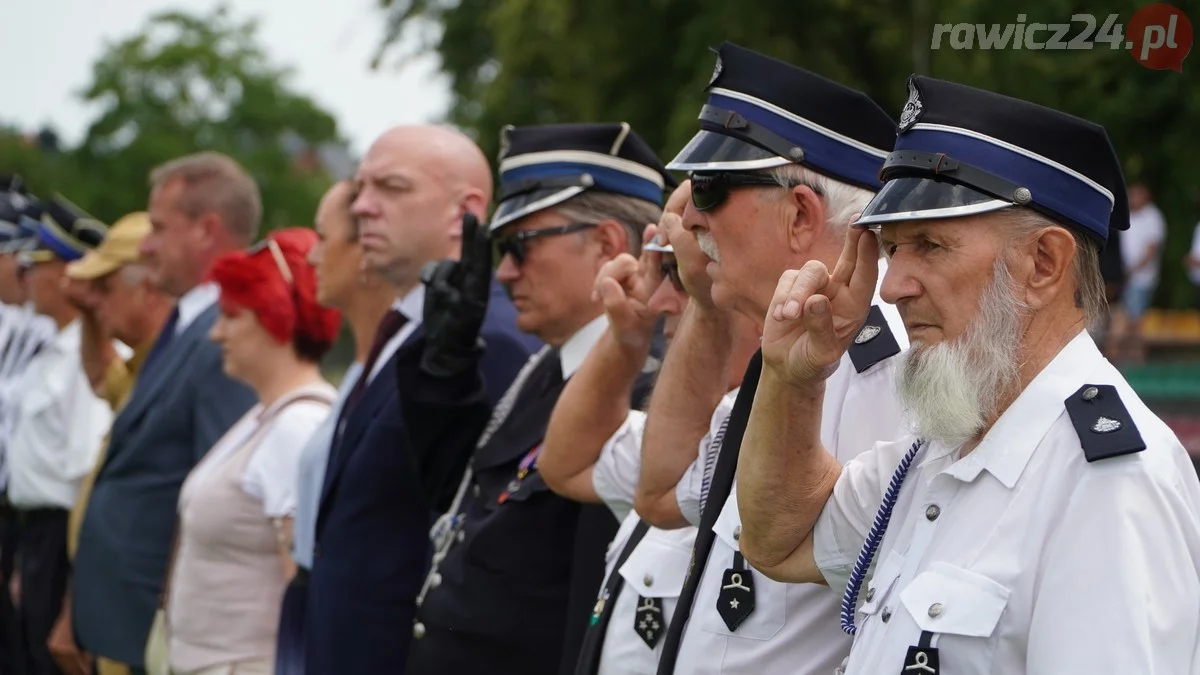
[174,660,271,675]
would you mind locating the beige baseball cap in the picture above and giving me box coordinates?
[66,211,151,280]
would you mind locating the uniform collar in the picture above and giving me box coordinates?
[939,329,1103,489]
[48,318,83,353]
[559,313,609,380]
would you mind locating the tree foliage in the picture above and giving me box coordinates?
[1,5,343,233]
[376,0,1200,306]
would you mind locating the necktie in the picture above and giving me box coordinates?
[140,307,180,378]
[343,308,408,415]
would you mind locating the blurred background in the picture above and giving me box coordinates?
[2,0,1198,454]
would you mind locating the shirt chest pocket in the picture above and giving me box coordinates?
[858,549,905,628]
[697,499,787,641]
[897,562,1010,674]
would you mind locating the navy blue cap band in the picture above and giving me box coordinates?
[894,124,1113,241]
[691,89,888,190]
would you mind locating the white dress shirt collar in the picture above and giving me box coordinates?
[559,313,609,380]
[176,282,220,335]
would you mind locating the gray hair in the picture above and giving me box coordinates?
[767,164,876,230]
[551,191,663,257]
[999,209,1106,327]
[149,152,262,245]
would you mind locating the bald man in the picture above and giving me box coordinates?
[303,125,540,675]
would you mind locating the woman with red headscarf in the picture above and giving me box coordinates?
[156,228,342,675]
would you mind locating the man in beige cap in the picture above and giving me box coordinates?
[48,211,172,675]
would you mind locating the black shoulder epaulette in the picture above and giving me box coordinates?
[847,305,901,374]
[1064,384,1146,462]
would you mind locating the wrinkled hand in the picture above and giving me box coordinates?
[593,225,663,352]
[419,212,493,377]
[762,226,879,386]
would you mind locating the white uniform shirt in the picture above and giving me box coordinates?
[592,410,697,675]
[814,330,1200,674]
[673,268,910,675]
[1120,203,1167,289]
[1189,221,1200,286]
[7,320,116,509]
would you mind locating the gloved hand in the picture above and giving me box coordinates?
[419,212,493,377]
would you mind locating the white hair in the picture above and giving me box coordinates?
[767,164,875,231]
[894,255,1030,448]
[997,209,1107,329]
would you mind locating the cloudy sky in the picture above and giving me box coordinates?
[1,0,452,156]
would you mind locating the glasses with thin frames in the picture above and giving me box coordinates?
[247,238,294,285]
[492,222,598,265]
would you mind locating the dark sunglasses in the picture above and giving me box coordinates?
[660,258,684,292]
[493,222,597,265]
[690,172,821,212]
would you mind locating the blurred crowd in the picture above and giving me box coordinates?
[0,37,1197,675]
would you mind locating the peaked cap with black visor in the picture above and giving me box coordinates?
[20,194,108,264]
[854,75,1129,249]
[667,42,896,193]
[489,122,677,233]
[0,176,45,254]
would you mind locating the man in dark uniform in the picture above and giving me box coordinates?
[397,122,671,674]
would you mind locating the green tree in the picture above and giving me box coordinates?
[67,4,344,231]
[375,0,1199,306]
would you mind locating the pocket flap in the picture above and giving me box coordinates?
[899,562,1010,637]
[710,490,743,551]
[860,549,905,616]
[619,528,692,598]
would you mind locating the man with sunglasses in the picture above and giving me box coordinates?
[638,43,910,675]
[397,122,671,674]
[538,179,761,675]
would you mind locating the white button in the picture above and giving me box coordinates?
[457,530,465,543]
[472,485,481,498]
[413,621,426,639]
[928,603,943,618]
[431,573,442,588]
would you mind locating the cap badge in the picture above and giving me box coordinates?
[854,324,882,345]
[708,50,724,88]
[898,81,924,134]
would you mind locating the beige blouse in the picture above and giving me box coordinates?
[167,384,334,673]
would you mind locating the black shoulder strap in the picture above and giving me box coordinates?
[847,305,901,374]
[1064,383,1145,462]
[656,349,763,674]
[574,519,652,675]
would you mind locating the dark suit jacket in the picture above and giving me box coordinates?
[304,281,538,675]
[72,304,256,666]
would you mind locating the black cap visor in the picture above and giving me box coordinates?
[667,130,792,173]
[855,176,1014,228]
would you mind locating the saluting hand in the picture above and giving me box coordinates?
[762,225,879,386]
[419,212,494,376]
[593,224,663,353]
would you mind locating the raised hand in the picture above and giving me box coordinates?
[761,225,879,386]
[593,224,663,353]
[418,212,494,376]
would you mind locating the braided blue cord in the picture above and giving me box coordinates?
[839,439,925,636]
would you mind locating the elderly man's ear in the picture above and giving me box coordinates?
[1019,227,1077,311]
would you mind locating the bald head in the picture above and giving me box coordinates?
[353,124,494,290]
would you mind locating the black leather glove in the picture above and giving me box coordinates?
[419,212,493,377]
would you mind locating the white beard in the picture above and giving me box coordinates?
[895,258,1028,449]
